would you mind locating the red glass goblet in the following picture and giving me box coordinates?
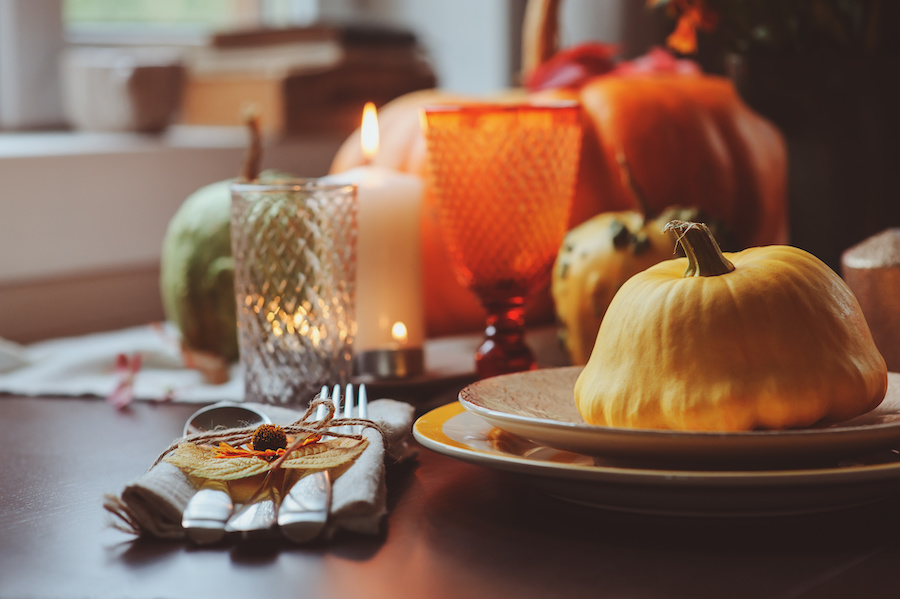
[422,102,582,378]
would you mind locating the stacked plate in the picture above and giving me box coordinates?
[413,367,900,516]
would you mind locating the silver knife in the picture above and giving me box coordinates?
[224,486,280,537]
[278,470,331,543]
[277,385,337,542]
[182,480,234,545]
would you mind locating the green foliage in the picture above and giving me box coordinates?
[64,0,238,25]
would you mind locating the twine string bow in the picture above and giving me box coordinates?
[150,397,386,470]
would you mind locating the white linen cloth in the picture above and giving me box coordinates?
[0,324,244,403]
[0,323,478,403]
[107,399,416,540]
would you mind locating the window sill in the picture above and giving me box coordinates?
[0,124,310,158]
[0,125,346,341]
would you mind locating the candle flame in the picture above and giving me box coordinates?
[360,101,379,161]
[391,321,408,345]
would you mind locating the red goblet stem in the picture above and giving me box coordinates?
[475,298,536,378]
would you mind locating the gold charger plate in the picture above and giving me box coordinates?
[458,367,900,467]
[414,402,900,516]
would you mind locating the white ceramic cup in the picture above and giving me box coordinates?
[61,47,185,133]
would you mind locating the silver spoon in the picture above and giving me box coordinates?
[181,402,271,545]
[182,402,270,438]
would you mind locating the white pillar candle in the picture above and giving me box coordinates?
[325,165,425,352]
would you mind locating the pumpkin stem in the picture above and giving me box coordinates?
[240,105,262,182]
[521,0,561,80]
[616,152,654,222]
[664,220,735,277]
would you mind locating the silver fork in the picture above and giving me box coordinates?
[278,383,368,543]
[224,388,337,539]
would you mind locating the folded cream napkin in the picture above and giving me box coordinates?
[106,398,416,541]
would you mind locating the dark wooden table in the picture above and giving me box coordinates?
[4,331,900,598]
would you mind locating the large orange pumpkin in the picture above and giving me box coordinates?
[329,0,788,338]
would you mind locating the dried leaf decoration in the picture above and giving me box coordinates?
[156,398,383,487]
[165,443,271,480]
[280,436,367,470]
[164,435,368,482]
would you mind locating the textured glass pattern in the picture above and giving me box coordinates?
[231,180,357,407]
[423,103,582,303]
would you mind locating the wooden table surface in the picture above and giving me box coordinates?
[3,330,900,599]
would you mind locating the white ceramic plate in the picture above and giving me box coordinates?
[414,402,900,516]
[458,367,900,467]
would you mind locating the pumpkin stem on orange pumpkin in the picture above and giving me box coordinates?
[521,0,562,78]
[240,105,262,182]
[616,152,654,222]
[664,220,735,277]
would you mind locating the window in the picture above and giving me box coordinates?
[0,1,645,343]
[63,0,321,46]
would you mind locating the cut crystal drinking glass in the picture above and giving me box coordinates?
[231,179,357,406]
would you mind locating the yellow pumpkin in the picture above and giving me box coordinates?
[552,208,679,365]
[575,221,887,431]
[552,206,735,365]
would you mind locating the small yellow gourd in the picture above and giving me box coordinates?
[552,207,730,365]
[574,221,888,431]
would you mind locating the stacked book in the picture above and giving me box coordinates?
[180,24,437,137]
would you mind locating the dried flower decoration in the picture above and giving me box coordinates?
[211,428,321,462]
[166,435,366,482]
[251,424,288,452]
[159,397,381,484]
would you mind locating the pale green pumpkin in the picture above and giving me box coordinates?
[159,170,292,361]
